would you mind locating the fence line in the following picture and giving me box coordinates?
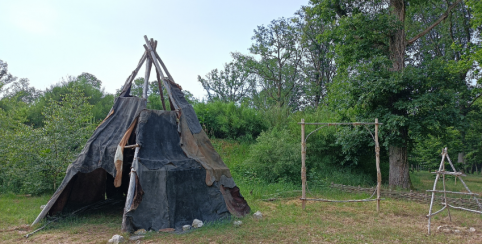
[330,183,482,209]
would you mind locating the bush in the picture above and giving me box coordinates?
[241,128,301,183]
[0,86,94,195]
[234,106,381,186]
[194,100,267,140]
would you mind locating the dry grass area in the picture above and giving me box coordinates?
[2,193,482,244]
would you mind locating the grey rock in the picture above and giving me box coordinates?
[253,211,263,219]
[182,225,191,231]
[192,219,203,228]
[233,220,242,227]
[108,234,124,244]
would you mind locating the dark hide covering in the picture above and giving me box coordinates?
[33,97,146,224]
[171,85,202,134]
[123,110,231,231]
[33,75,250,229]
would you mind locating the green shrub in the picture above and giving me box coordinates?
[194,100,267,140]
[241,128,300,183]
[235,106,382,186]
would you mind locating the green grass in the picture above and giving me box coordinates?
[0,193,51,229]
[2,190,482,243]
[2,140,482,243]
[410,171,482,195]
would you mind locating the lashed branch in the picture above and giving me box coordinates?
[407,0,463,46]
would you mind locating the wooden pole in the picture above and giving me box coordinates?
[301,118,306,210]
[122,146,139,231]
[143,52,152,99]
[152,41,166,110]
[375,118,381,212]
[143,36,179,110]
[120,53,147,96]
[153,46,175,81]
[428,149,446,234]
[442,153,452,221]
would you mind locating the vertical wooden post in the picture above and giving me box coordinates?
[375,118,381,213]
[442,149,452,221]
[143,55,152,99]
[122,146,140,232]
[428,148,445,235]
[301,118,306,210]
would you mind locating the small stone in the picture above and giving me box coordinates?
[253,211,263,219]
[182,225,191,231]
[108,234,124,244]
[129,235,144,241]
[454,229,461,233]
[233,220,242,227]
[134,229,147,235]
[159,228,175,233]
[470,227,476,232]
[40,205,46,210]
[192,219,203,228]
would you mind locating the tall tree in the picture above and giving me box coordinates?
[294,7,336,108]
[406,1,482,171]
[198,58,256,103]
[0,60,16,95]
[236,18,304,110]
[309,0,466,188]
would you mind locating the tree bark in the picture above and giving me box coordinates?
[387,0,411,188]
[389,0,406,71]
[389,145,411,188]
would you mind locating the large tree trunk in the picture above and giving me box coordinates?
[389,145,411,188]
[388,0,411,188]
[389,0,406,71]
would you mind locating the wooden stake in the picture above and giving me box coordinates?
[427,149,445,235]
[442,155,452,221]
[301,118,306,210]
[375,118,381,212]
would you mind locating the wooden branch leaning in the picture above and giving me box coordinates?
[151,40,167,110]
[426,147,482,235]
[430,171,466,176]
[447,204,482,214]
[124,144,139,149]
[426,190,478,196]
[302,198,380,203]
[297,122,383,125]
[143,35,179,110]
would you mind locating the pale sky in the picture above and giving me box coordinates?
[0,0,309,99]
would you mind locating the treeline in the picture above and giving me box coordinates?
[197,0,482,188]
[1,0,482,194]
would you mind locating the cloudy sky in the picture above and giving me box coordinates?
[0,0,309,99]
